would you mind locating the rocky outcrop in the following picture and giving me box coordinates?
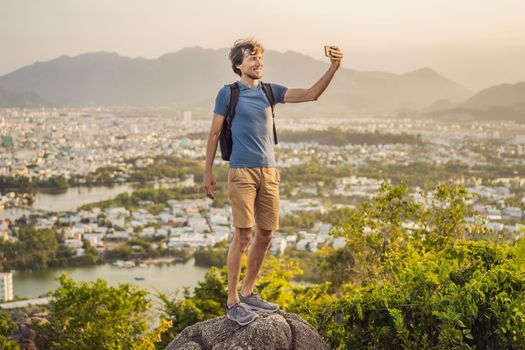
[165,311,330,350]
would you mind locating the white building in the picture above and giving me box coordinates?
[270,237,287,256]
[64,239,83,249]
[502,207,523,220]
[297,239,317,252]
[285,234,298,245]
[0,272,14,302]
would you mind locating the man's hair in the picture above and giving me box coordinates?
[229,38,264,77]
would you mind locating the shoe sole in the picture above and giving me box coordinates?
[226,312,258,326]
[241,302,279,313]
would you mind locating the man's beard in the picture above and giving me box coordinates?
[246,72,262,80]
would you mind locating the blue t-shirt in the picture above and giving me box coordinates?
[213,81,287,168]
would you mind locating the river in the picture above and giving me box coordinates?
[13,259,210,300]
[1,183,212,300]
[0,183,138,220]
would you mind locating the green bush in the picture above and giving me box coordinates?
[317,239,525,349]
[313,184,525,349]
[35,274,169,350]
[157,183,525,349]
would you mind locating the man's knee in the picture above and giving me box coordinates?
[257,228,273,244]
[236,227,253,250]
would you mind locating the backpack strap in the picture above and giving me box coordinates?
[261,82,278,144]
[226,82,240,126]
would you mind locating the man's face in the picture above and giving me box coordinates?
[237,49,263,80]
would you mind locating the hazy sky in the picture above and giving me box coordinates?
[1,0,524,91]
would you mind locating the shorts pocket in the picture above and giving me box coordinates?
[228,168,243,183]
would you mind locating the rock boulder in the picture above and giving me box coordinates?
[165,311,330,350]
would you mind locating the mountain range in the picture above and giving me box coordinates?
[0,47,523,120]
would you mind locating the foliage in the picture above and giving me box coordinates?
[0,221,101,271]
[137,319,173,350]
[279,128,422,146]
[0,311,20,350]
[0,223,60,271]
[38,175,69,190]
[35,274,169,350]
[156,266,228,347]
[128,156,203,184]
[285,248,324,283]
[356,160,525,187]
[156,183,525,349]
[81,156,204,186]
[280,160,351,187]
[193,241,228,267]
[80,186,202,211]
[0,174,68,191]
[314,184,525,349]
[317,239,525,349]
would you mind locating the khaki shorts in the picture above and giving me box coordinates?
[228,167,280,231]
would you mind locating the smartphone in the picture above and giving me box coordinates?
[324,45,332,57]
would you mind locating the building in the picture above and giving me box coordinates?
[270,237,287,256]
[0,272,14,302]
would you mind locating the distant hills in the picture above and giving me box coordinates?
[422,81,525,122]
[0,47,471,113]
[1,47,523,121]
[0,87,53,108]
[464,81,525,108]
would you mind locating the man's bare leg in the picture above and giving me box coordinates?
[240,227,273,296]
[227,227,253,306]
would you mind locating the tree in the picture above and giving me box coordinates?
[0,312,20,350]
[36,274,170,350]
[314,184,525,349]
[154,183,525,349]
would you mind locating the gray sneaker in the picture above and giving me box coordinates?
[226,302,258,326]
[239,293,279,313]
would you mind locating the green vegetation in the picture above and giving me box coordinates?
[0,219,99,271]
[285,248,324,283]
[157,266,228,343]
[80,186,203,211]
[0,215,193,271]
[194,241,228,267]
[279,128,423,146]
[157,184,525,349]
[0,312,20,350]
[37,176,69,190]
[0,156,204,192]
[355,160,469,186]
[128,156,203,184]
[35,274,171,350]
[0,175,69,192]
[280,161,352,187]
[80,166,126,185]
[355,160,525,187]
[81,156,204,186]
[279,207,353,234]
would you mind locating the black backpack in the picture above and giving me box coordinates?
[219,82,278,161]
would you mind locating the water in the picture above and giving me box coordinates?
[32,184,137,212]
[0,184,137,220]
[3,183,212,303]
[13,259,210,300]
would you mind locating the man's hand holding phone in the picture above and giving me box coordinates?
[324,45,343,68]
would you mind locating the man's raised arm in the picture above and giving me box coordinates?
[284,46,343,103]
[203,113,224,199]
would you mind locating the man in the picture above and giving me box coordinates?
[204,38,343,326]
